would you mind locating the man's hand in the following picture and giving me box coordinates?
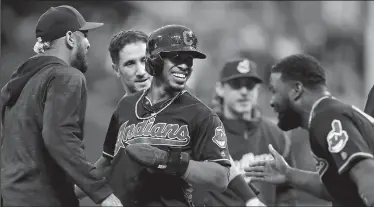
[244,144,290,185]
[246,197,266,207]
[101,193,122,207]
[125,143,190,176]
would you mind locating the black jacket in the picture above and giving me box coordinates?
[0,55,112,207]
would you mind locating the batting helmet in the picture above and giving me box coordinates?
[145,25,206,76]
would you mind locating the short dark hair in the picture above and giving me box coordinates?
[108,30,148,64]
[271,54,326,88]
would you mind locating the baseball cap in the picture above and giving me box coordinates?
[220,59,262,83]
[35,5,104,42]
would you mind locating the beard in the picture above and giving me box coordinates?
[71,43,88,73]
[277,99,302,131]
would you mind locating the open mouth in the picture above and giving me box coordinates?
[172,72,187,82]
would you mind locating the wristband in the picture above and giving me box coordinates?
[165,150,190,176]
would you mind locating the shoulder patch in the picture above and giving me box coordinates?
[327,119,349,153]
[212,125,227,149]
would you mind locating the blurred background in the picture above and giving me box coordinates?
[2,1,374,206]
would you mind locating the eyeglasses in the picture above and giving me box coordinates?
[226,79,258,90]
[161,52,194,67]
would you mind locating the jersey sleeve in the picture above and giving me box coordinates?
[192,115,231,167]
[102,111,120,160]
[314,113,374,175]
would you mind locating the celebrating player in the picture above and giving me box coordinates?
[109,30,152,95]
[76,29,264,206]
[108,24,233,207]
[244,54,374,207]
[0,5,121,207]
[76,25,233,207]
[193,59,297,206]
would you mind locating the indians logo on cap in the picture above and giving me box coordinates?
[237,59,251,74]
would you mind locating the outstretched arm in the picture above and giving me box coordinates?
[244,144,334,202]
[349,159,374,206]
[284,167,333,201]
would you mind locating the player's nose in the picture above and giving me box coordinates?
[135,63,146,76]
[86,39,91,50]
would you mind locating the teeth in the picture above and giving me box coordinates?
[173,73,186,78]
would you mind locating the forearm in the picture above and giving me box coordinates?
[286,167,333,201]
[349,159,374,207]
[43,128,112,203]
[228,157,259,202]
[275,186,298,206]
[94,156,112,178]
[76,156,112,200]
[183,160,229,191]
[43,73,112,204]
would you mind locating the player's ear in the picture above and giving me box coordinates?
[215,82,224,98]
[65,31,75,49]
[112,63,121,78]
[289,81,303,101]
[112,63,118,72]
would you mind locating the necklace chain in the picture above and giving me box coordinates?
[135,89,185,120]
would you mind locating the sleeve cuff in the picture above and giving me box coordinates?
[207,158,231,167]
[338,152,374,174]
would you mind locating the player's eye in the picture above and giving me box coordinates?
[124,60,135,67]
[163,52,193,66]
[227,80,256,90]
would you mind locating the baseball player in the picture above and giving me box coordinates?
[245,54,374,207]
[75,30,152,199]
[107,24,233,207]
[0,5,121,207]
[76,29,265,206]
[193,59,297,206]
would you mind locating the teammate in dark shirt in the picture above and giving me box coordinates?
[0,5,121,207]
[193,59,297,206]
[104,25,231,207]
[244,54,374,207]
